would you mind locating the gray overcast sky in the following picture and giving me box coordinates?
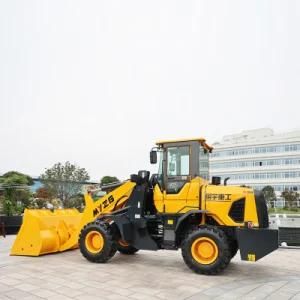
[0,1,299,180]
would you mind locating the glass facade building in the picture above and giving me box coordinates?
[210,128,300,193]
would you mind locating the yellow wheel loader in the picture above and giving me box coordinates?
[11,138,278,275]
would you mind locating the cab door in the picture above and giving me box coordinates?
[163,145,191,213]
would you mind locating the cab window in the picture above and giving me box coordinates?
[167,146,190,176]
[166,146,190,194]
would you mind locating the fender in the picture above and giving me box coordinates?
[175,209,208,232]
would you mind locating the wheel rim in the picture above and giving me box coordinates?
[85,230,104,254]
[191,237,218,265]
[119,239,129,247]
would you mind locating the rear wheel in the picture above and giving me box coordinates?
[79,221,117,263]
[181,226,231,275]
[117,239,139,255]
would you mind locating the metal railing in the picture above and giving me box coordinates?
[268,200,300,209]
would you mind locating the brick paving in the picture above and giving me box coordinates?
[0,235,300,299]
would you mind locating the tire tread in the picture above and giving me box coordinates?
[79,220,117,263]
[181,225,231,275]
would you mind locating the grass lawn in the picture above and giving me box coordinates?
[268,208,300,214]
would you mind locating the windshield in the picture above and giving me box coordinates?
[199,146,209,180]
[167,146,190,176]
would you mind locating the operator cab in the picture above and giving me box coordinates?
[150,138,213,194]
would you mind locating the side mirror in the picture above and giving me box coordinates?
[150,150,157,164]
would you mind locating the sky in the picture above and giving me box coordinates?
[0,1,299,181]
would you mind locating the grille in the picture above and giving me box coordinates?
[229,198,245,223]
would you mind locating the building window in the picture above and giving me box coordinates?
[212,143,300,158]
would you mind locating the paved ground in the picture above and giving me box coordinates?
[0,236,300,300]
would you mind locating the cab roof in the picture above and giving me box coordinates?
[156,137,213,152]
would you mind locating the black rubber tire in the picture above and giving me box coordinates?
[117,242,139,255]
[181,226,231,275]
[229,239,239,259]
[79,221,117,263]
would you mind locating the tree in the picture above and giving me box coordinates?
[0,171,34,186]
[40,161,90,207]
[34,187,54,209]
[100,176,120,186]
[262,186,276,208]
[281,190,299,209]
[64,194,85,211]
[0,171,34,216]
[35,187,53,200]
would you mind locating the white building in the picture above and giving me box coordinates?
[210,128,300,194]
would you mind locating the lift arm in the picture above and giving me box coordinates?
[60,180,136,251]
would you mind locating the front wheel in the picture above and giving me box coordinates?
[117,240,139,255]
[181,226,231,275]
[79,221,117,263]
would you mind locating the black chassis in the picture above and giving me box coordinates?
[97,180,207,251]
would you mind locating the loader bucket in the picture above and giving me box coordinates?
[10,209,82,256]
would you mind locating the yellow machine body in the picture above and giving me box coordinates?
[153,180,259,227]
[10,181,136,256]
[11,138,278,264]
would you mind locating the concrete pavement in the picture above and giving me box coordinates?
[0,235,300,300]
